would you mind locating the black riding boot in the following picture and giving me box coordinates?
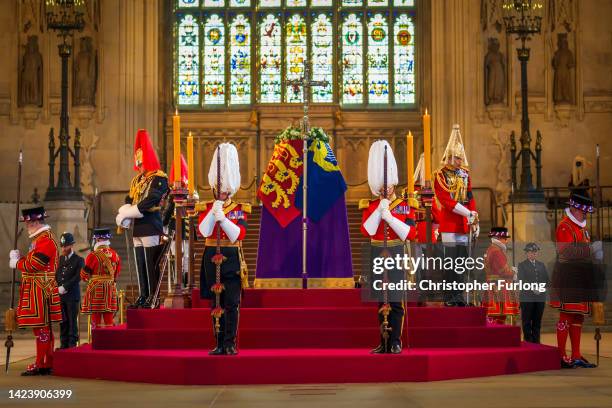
[144,245,165,308]
[130,246,149,308]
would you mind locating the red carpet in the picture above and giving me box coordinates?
[54,289,560,384]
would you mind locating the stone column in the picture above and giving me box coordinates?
[45,200,89,251]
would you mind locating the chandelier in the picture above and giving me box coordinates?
[502,0,544,38]
[45,0,86,34]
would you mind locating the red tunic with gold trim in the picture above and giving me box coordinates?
[359,197,417,242]
[482,242,519,316]
[16,229,61,328]
[434,165,475,234]
[550,215,591,315]
[81,246,120,314]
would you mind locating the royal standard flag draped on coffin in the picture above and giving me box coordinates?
[255,127,354,288]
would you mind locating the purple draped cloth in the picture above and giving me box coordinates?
[254,196,354,288]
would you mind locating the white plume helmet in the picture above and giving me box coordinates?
[367,140,398,196]
[413,152,425,187]
[208,143,241,196]
[440,124,469,167]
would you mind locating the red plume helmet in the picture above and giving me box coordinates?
[133,129,161,172]
[169,154,189,186]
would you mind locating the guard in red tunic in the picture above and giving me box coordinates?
[9,207,61,376]
[360,140,416,354]
[198,143,249,356]
[482,227,519,324]
[550,193,600,368]
[433,124,479,306]
[81,228,121,329]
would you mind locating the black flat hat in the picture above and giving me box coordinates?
[20,206,47,222]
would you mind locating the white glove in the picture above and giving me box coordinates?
[452,202,471,218]
[213,200,224,212]
[120,204,143,219]
[214,209,225,222]
[511,266,518,281]
[381,209,393,222]
[9,250,20,269]
[116,213,133,228]
[378,198,391,212]
[198,210,216,237]
[58,285,67,295]
[386,217,411,241]
[118,204,131,213]
[220,218,241,243]
[363,210,382,236]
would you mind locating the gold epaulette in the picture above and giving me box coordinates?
[240,203,252,214]
[151,169,168,178]
[194,200,214,212]
[358,198,371,210]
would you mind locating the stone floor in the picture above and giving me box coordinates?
[1,331,611,408]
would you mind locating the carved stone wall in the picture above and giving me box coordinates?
[0,0,160,215]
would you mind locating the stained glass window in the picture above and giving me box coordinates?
[178,0,199,7]
[393,13,415,104]
[286,0,307,6]
[204,0,224,7]
[259,0,280,6]
[341,13,363,104]
[177,14,200,105]
[311,13,333,102]
[230,14,251,104]
[285,14,307,103]
[203,14,225,105]
[259,14,282,103]
[174,0,417,108]
[367,13,389,104]
[230,0,250,7]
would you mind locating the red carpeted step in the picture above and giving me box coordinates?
[92,326,380,350]
[53,344,560,385]
[126,307,379,330]
[405,306,487,327]
[407,325,521,348]
[192,288,364,308]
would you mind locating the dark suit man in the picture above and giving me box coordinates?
[55,232,84,348]
[518,242,549,344]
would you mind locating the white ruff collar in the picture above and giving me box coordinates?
[94,240,111,250]
[29,225,51,239]
[565,207,587,228]
[491,238,507,252]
